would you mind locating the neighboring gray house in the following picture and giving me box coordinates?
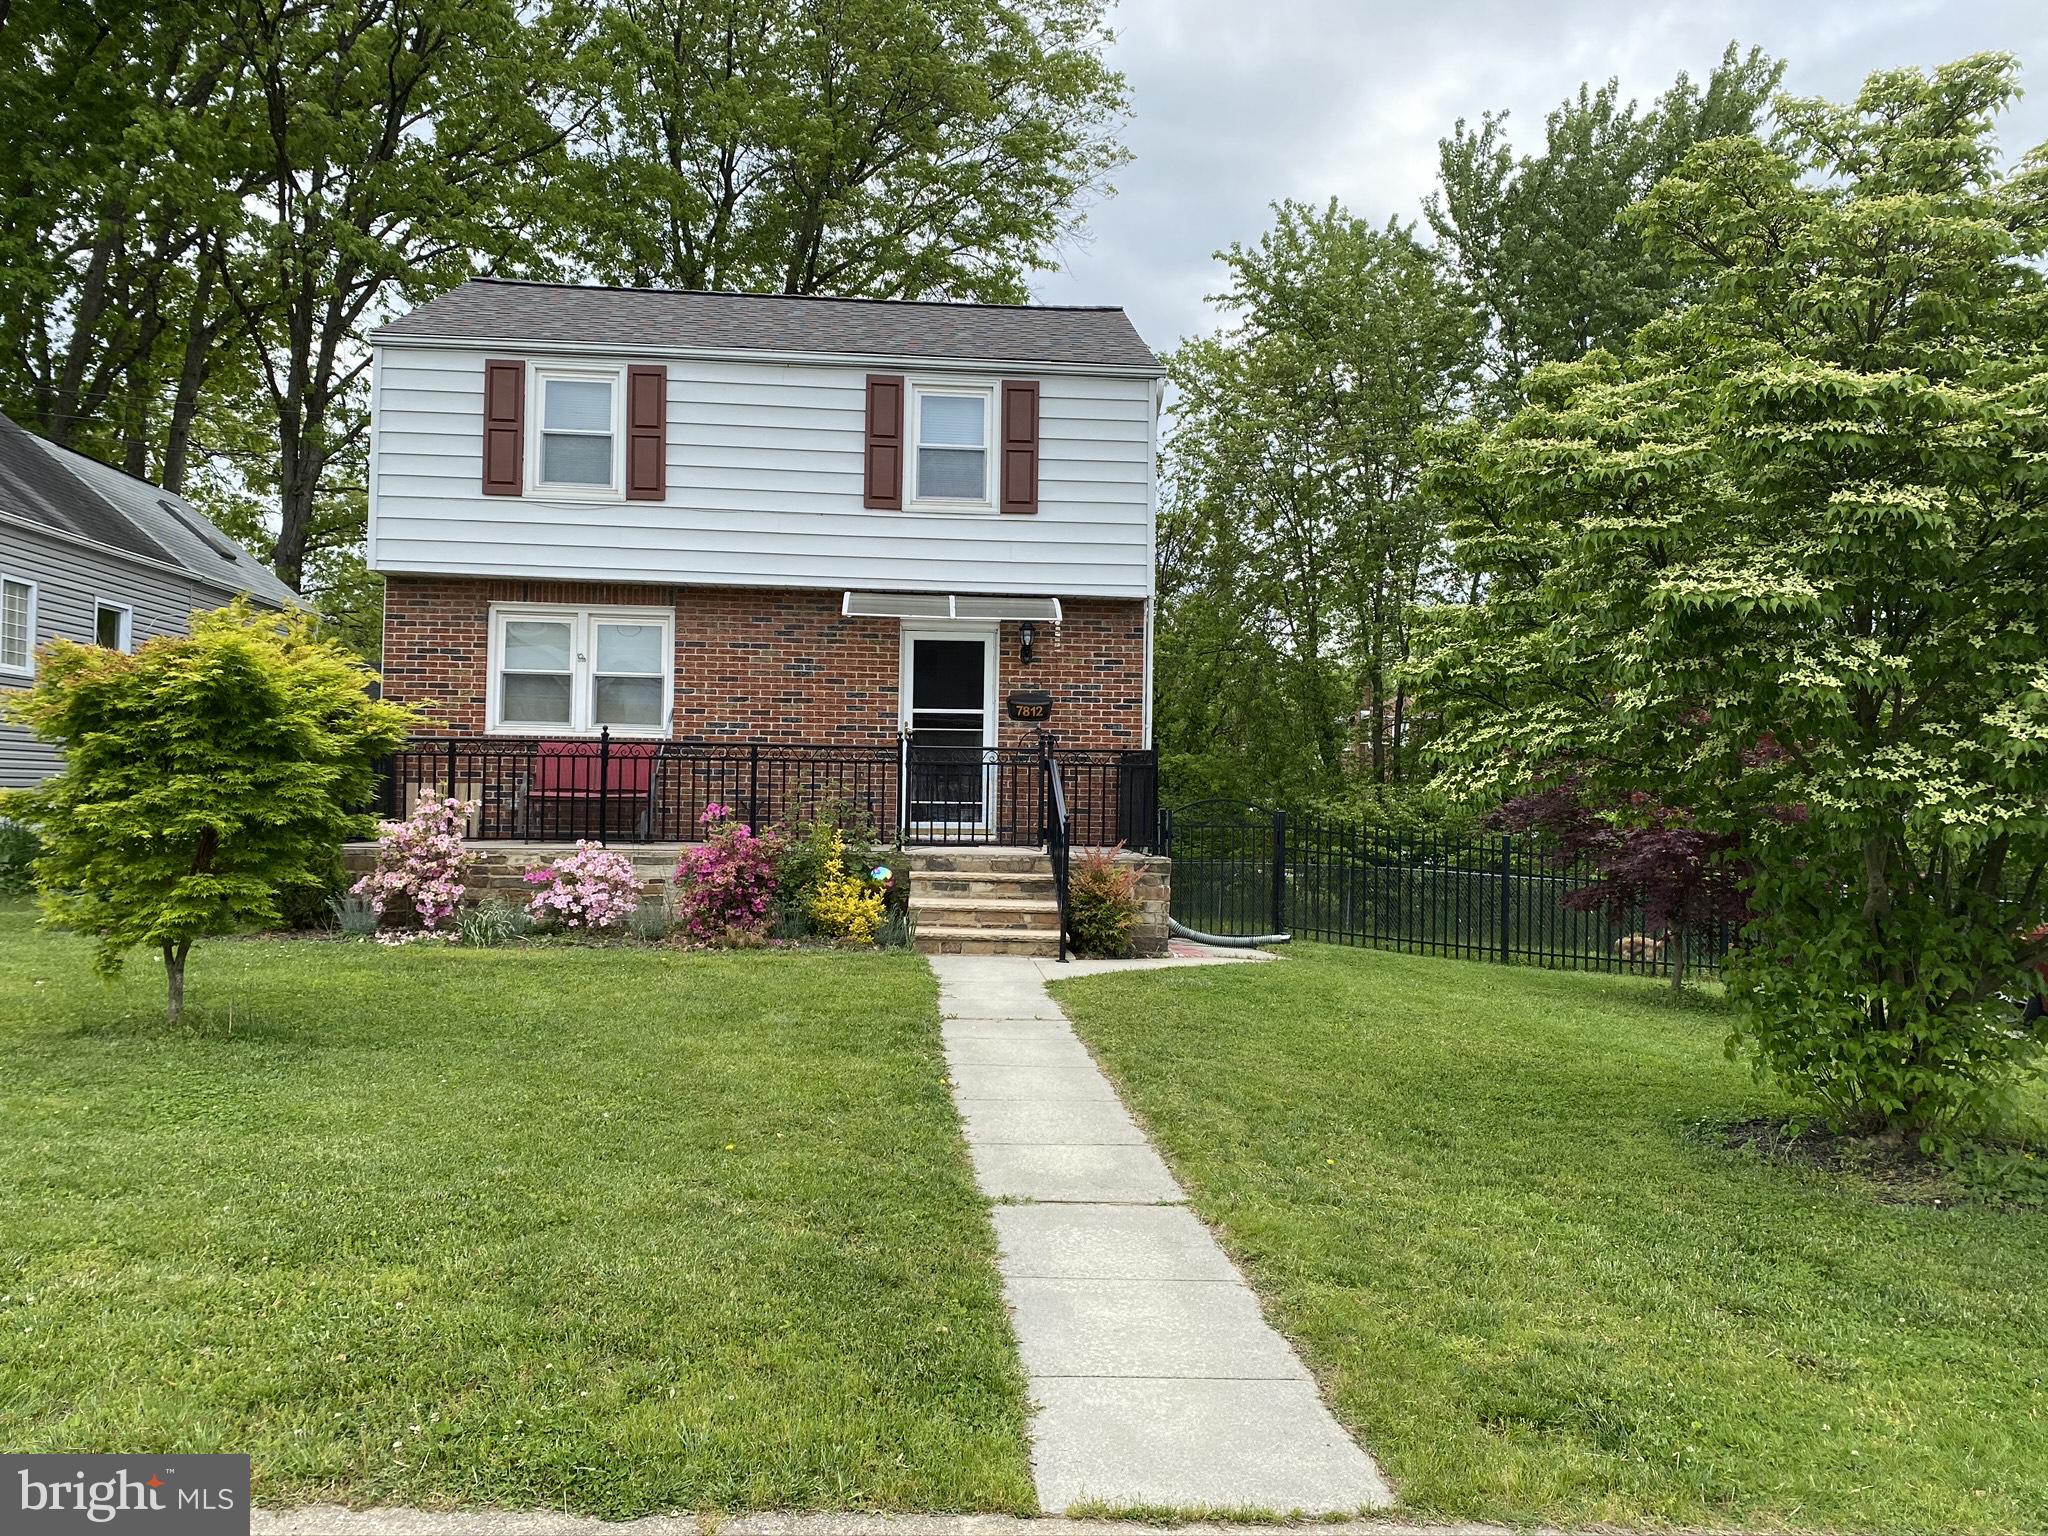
[0,409,299,787]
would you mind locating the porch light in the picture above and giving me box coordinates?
[1020,622,1037,664]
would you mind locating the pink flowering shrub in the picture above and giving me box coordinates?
[523,841,642,931]
[350,795,474,930]
[674,803,777,939]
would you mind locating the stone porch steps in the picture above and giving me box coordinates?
[915,869,1058,900]
[908,847,1063,959]
[910,895,1062,932]
[913,925,1062,957]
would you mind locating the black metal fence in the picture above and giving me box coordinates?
[375,732,1159,852]
[1164,802,1738,978]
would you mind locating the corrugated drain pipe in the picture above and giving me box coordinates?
[1168,917,1291,949]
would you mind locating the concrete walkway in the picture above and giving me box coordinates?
[930,953,1392,1516]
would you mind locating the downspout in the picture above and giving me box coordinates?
[1144,375,1162,750]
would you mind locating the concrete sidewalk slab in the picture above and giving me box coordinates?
[948,1064,1121,1102]
[944,1035,1101,1069]
[1028,1376,1392,1513]
[955,1098,1150,1147]
[969,1142,1183,1204]
[931,951,1391,1515]
[1007,1276,1304,1381]
[993,1204,1239,1282]
[941,1018,1080,1043]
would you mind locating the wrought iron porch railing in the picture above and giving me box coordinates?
[373,731,1161,853]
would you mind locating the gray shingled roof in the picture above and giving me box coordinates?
[44,439,300,606]
[373,279,1163,372]
[0,411,173,565]
[0,411,298,607]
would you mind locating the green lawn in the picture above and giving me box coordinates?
[1052,946,2048,1536]
[0,904,1034,1514]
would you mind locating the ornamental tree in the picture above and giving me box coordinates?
[2,602,413,1022]
[1494,782,1750,991]
[1410,55,2048,1140]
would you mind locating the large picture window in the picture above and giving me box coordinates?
[488,605,672,736]
[0,576,34,676]
[911,385,991,505]
[532,369,621,493]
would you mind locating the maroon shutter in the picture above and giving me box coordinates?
[625,364,667,500]
[481,359,524,496]
[864,374,905,509]
[999,380,1040,515]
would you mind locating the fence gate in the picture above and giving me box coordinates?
[1161,801,1288,938]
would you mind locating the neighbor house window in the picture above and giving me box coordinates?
[488,604,671,736]
[95,601,132,652]
[533,370,620,492]
[0,577,33,676]
[912,385,991,504]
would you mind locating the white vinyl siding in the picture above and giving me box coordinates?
[369,347,1156,598]
[0,521,258,787]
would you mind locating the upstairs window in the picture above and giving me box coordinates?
[0,577,33,675]
[534,370,620,492]
[912,386,990,505]
[488,604,672,737]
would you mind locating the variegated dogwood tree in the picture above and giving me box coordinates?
[1410,55,2048,1141]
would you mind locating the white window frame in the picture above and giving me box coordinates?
[908,381,995,511]
[0,575,36,678]
[486,602,673,739]
[94,599,134,653]
[528,365,626,499]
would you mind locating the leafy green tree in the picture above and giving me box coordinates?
[566,0,1129,300]
[1,0,582,592]
[1160,200,1480,802]
[2,603,414,1023]
[214,0,584,589]
[1426,42,1782,414]
[0,0,256,484]
[1410,55,2048,1140]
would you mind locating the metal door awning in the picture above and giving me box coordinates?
[841,591,1062,622]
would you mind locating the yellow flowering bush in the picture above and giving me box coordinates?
[809,868,885,942]
[804,830,886,942]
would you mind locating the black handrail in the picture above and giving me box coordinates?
[1045,746,1072,963]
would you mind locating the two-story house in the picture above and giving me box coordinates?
[368,282,1163,847]
[367,279,1164,881]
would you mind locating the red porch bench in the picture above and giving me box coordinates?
[514,739,662,840]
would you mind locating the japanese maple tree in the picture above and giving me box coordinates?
[3,602,412,1022]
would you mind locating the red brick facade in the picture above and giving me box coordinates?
[380,576,1148,750]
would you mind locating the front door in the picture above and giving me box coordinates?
[904,631,995,828]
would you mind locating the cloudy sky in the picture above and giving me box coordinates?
[1032,0,2048,354]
